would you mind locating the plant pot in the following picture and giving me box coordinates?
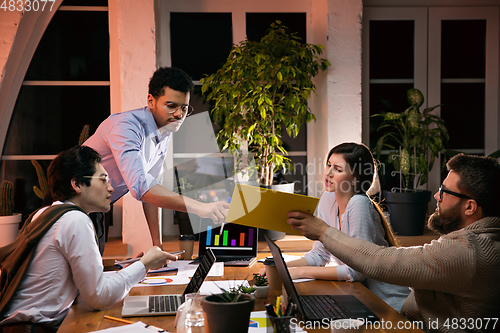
[0,213,22,247]
[253,285,269,298]
[383,190,431,236]
[202,294,255,333]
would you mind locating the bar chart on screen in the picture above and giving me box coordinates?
[205,225,255,250]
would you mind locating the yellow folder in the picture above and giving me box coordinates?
[225,184,320,235]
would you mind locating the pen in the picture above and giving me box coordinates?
[114,250,185,265]
[276,296,282,316]
[265,303,277,317]
[219,196,231,236]
[103,315,133,325]
[103,315,165,332]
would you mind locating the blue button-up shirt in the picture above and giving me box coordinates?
[84,107,171,204]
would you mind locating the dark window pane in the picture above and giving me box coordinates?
[246,13,307,156]
[368,83,414,148]
[246,13,306,42]
[62,0,107,6]
[3,86,110,155]
[441,83,484,149]
[282,156,307,195]
[25,11,109,81]
[369,20,414,79]
[441,20,485,79]
[170,13,233,80]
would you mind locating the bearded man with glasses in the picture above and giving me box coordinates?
[287,154,500,332]
[84,67,229,251]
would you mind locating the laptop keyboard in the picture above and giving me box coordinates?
[148,295,180,313]
[300,295,347,320]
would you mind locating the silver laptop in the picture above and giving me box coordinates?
[121,248,215,317]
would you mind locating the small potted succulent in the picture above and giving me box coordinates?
[252,273,269,298]
[201,283,256,333]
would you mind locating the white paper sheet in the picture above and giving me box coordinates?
[169,261,224,277]
[199,280,250,295]
[90,321,169,332]
[248,311,307,332]
[133,275,190,287]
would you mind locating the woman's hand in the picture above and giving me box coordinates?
[287,211,329,241]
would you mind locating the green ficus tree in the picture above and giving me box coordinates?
[373,88,449,191]
[200,21,330,186]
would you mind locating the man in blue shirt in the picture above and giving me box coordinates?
[85,67,229,249]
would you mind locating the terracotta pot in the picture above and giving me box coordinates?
[202,294,255,333]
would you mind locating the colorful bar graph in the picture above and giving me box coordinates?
[205,225,255,248]
[206,225,212,246]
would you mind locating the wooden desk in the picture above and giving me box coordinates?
[59,255,422,333]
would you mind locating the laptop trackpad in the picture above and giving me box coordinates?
[346,305,365,313]
[125,301,147,308]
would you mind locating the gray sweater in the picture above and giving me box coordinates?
[322,216,500,332]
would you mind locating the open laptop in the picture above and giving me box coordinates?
[191,220,258,266]
[265,235,379,323]
[121,248,215,317]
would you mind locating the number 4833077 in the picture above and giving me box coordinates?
[1,0,56,11]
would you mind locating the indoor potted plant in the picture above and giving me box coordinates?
[200,21,329,240]
[202,284,256,333]
[252,273,269,298]
[372,88,449,235]
[0,180,22,247]
[200,21,330,187]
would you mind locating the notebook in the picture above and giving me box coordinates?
[191,219,258,266]
[265,235,379,323]
[121,248,215,317]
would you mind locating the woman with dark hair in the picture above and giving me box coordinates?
[266,142,409,311]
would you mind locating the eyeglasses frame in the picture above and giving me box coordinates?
[165,101,194,116]
[83,175,110,184]
[438,186,474,202]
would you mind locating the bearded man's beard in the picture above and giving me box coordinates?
[427,201,464,235]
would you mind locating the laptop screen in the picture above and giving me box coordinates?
[265,234,306,318]
[197,218,258,258]
[183,248,216,296]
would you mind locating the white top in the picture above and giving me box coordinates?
[303,192,410,312]
[1,201,146,329]
[84,107,172,203]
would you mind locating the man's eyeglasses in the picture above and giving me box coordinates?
[165,102,194,116]
[438,186,473,201]
[83,175,110,184]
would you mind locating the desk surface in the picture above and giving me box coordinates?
[59,254,422,333]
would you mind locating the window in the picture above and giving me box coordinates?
[0,1,110,214]
[362,5,499,193]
